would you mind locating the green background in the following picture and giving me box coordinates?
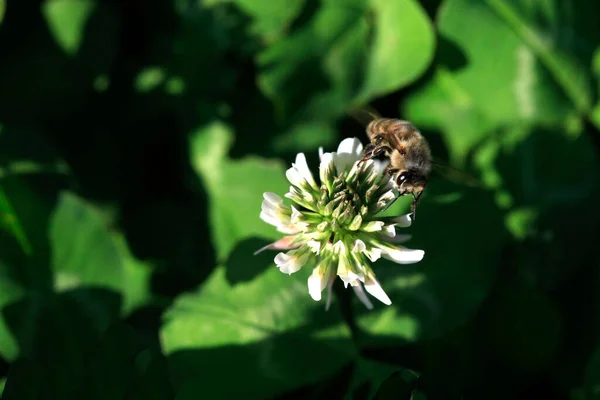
[0,0,599,398]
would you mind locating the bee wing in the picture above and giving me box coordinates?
[347,106,382,127]
[431,160,482,188]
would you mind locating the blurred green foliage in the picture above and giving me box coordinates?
[0,0,599,399]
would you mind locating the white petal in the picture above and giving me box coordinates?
[364,277,392,305]
[260,198,288,220]
[274,251,309,274]
[381,246,425,264]
[293,222,310,233]
[352,284,374,310]
[301,191,315,202]
[254,236,299,255]
[290,205,302,222]
[318,147,324,160]
[274,252,290,267]
[352,239,366,253]
[338,270,361,287]
[293,153,317,188]
[336,137,363,157]
[363,221,384,232]
[259,211,284,227]
[332,240,346,255]
[276,224,302,234]
[389,214,412,228]
[319,152,335,183]
[306,240,321,254]
[320,152,334,166]
[308,268,326,301]
[383,224,396,237]
[263,192,283,206]
[332,138,364,172]
[372,159,389,174]
[332,154,355,173]
[285,167,305,187]
[364,247,382,262]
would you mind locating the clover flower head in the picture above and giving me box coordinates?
[256,138,425,310]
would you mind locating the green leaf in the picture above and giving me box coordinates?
[404,68,496,164]
[590,46,600,130]
[0,0,5,26]
[0,174,66,360]
[483,0,595,114]
[257,0,369,123]
[50,192,151,314]
[405,0,599,163]
[161,265,354,399]
[42,0,96,55]
[190,121,289,260]
[355,0,435,102]
[0,185,33,256]
[231,0,305,42]
[0,260,26,360]
[0,173,63,263]
[257,0,436,123]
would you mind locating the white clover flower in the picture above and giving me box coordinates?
[256,138,425,310]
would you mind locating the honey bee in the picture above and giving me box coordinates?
[360,118,431,218]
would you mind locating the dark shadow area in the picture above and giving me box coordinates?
[2,288,121,397]
[225,237,276,284]
[123,304,165,350]
[3,317,174,400]
[494,126,600,288]
[277,363,357,400]
[288,0,322,34]
[488,126,600,397]
[371,369,419,400]
[168,332,354,400]
[435,34,469,72]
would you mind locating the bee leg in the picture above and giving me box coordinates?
[361,143,376,160]
[361,145,391,162]
[379,189,406,213]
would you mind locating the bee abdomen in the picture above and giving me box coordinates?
[366,118,418,140]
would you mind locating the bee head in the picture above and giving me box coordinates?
[395,170,428,219]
